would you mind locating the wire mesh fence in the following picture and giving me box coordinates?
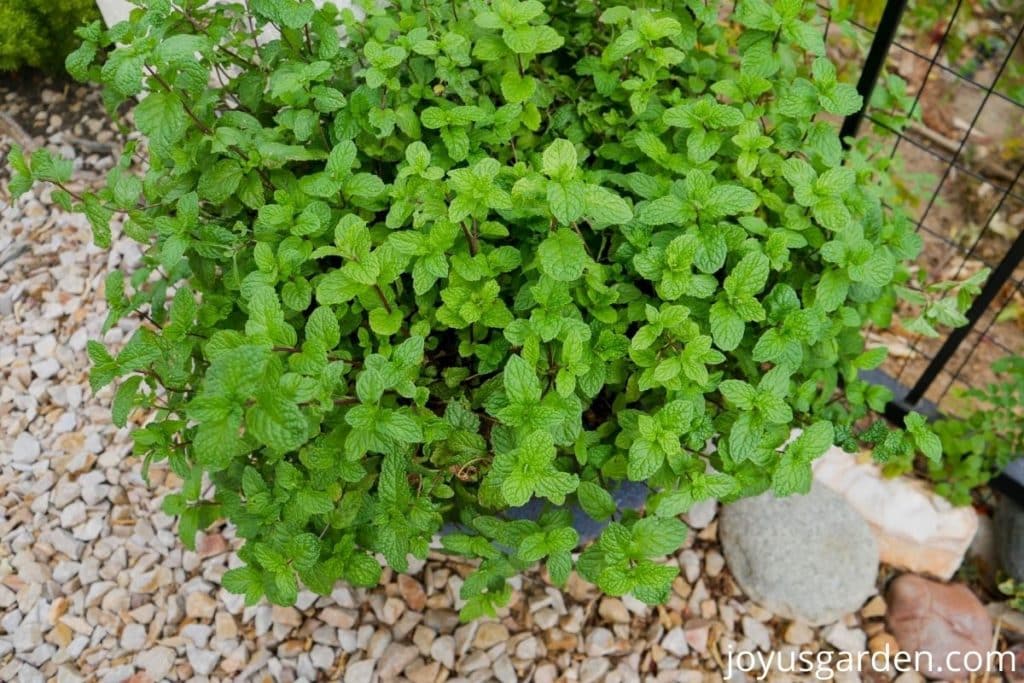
[821,0,1024,419]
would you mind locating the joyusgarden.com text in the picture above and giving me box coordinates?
[724,644,1017,680]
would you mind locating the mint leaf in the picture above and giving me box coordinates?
[538,228,588,281]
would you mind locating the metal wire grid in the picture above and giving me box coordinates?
[818,0,1024,413]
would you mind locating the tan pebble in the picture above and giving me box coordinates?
[864,621,885,636]
[47,621,73,648]
[514,635,539,660]
[598,597,631,624]
[861,595,887,619]
[398,575,427,611]
[185,592,217,620]
[278,639,306,657]
[406,660,441,683]
[684,620,712,654]
[411,625,435,655]
[320,607,357,629]
[49,596,69,623]
[545,629,578,651]
[215,613,238,640]
[472,622,509,649]
[271,606,303,628]
[869,632,899,656]
[197,533,228,558]
[784,621,815,646]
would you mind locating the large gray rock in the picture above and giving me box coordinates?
[720,481,879,625]
[995,495,1024,582]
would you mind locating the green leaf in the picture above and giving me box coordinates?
[632,517,687,556]
[222,566,265,604]
[710,301,745,351]
[584,185,633,225]
[577,480,616,520]
[706,184,757,217]
[547,181,586,225]
[376,409,423,443]
[286,533,321,571]
[640,195,684,225]
[541,139,578,181]
[135,91,188,155]
[821,83,862,116]
[501,71,536,103]
[719,380,756,409]
[726,252,770,296]
[816,270,849,312]
[247,394,308,452]
[294,489,334,516]
[504,354,542,403]
[198,159,244,204]
[538,228,587,281]
[799,421,834,455]
[906,412,942,462]
[628,439,664,480]
[112,376,143,428]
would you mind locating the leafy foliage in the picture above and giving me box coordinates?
[0,0,100,72]
[1000,576,1024,614]
[9,0,950,616]
[882,357,1024,506]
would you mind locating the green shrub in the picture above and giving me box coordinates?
[0,0,100,72]
[1000,576,1024,612]
[927,357,1023,506]
[11,0,960,617]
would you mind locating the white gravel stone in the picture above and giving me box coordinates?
[186,645,221,675]
[310,644,335,669]
[823,622,867,654]
[135,646,176,679]
[581,657,611,683]
[679,549,701,584]
[585,628,617,656]
[661,627,689,658]
[11,432,41,463]
[344,658,376,683]
[378,643,418,679]
[493,654,517,683]
[31,358,60,380]
[181,623,213,648]
[72,516,104,541]
[430,635,455,669]
[742,616,772,652]
[684,499,718,529]
[56,667,84,683]
[119,623,147,651]
[60,501,87,528]
[12,623,42,651]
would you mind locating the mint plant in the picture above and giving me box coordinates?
[879,356,1024,506]
[9,0,947,617]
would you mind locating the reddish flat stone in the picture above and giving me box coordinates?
[887,574,992,680]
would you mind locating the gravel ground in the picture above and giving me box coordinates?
[0,76,892,683]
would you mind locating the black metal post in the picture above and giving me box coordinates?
[839,0,909,147]
[905,228,1024,406]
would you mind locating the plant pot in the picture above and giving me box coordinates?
[506,481,649,544]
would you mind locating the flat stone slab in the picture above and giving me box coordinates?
[720,480,878,626]
[813,446,978,580]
